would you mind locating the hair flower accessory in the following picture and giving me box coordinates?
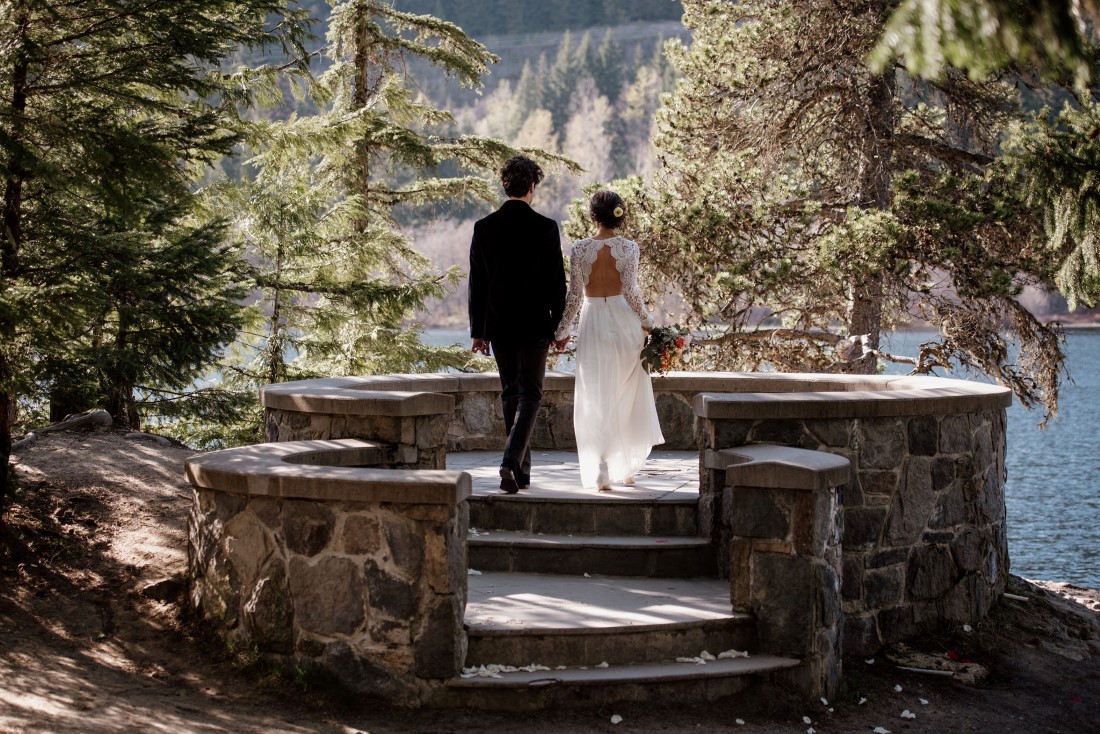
[613,206,624,218]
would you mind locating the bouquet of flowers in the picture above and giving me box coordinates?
[641,325,690,374]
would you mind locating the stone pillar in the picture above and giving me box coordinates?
[710,445,849,701]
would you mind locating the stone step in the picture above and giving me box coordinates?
[465,573,749,666]
[468,531,717,577]
[468,494,700,536]
[435,656,800,710]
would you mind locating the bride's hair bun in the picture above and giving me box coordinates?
[590,190,626,228]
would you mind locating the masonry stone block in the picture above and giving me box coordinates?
[951,527,986,573]
[322,640,405,699]
[844,613,880,656]
[655,394,694,448]
[288,555,365,636]
[383,518,425,577]
[731,487,790,539]
[864,566,904,609]
[931,457,955,491]
[750,420,805,446]
[753,552,813,656]
[342,514,382,556]
[461,393,497,434]
[414,597,465,679]
[979,469,1005,524]
[907,415,938,456]
[416,414,450,450]
[283,500,335,557]
[713,420,751,448]
[365,560,418,619]
[243,559,292,653]
[939,414,970,453]
[860,418,905,469]
[806,419,851,448]
[842,507,885,549]
[907,544,957,600]
[224,511,274,589]
[866,548,909,569]
[842,555,864,602]
[884,459,933,546]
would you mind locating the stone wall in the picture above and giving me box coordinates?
[697,396,1010,656]
[258,373,1013,659]
[186,440,470,703]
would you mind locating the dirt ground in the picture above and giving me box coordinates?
[1,429,1098,734]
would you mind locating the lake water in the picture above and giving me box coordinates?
[425,328,1100,588]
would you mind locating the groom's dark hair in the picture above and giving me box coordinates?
[501,155,544,198]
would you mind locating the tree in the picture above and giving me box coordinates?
[871,0,1099,89]
[0,0,311,502]
[583,0,1066,420]
[198,0,577,447]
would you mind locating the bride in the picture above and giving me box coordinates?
[553,190,665,490]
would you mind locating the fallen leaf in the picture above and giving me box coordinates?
[611,714,622,724]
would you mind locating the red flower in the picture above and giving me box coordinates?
[676,337,685,348]
[946,650,959,660]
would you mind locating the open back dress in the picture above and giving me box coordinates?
[554,236,665,489]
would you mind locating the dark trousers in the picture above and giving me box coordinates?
[491,338,549,481]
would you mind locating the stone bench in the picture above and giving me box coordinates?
[185,439,470,703]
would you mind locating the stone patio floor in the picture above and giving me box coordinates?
[447,450,732,632]
[446,449,700,501]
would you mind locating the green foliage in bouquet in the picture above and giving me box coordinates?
[641,326,689,374]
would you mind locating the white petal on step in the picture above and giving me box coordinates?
[676,656,706,664]
[556,666,566,670]
[596,661,609,668]
[584,573,591,578]
[919,698,929,705]
[802,716,812,724]
[963,624,972,632]
[893,684,903,692]
[718,649,750,659]
[865,658,875,664]
[700,650,716,661]
[467,569,482,575]
[610,715,623,725]
[820,697,829,706]
[900,710,917,720]
[807,728,816,734]
[873,727,891,734]
[859,697,867,705]
[735,719,745,726]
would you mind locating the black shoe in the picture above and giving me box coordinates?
[499,466,519,493]
[516,472,530,490]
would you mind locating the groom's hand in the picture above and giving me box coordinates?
[553,338,570,351]
[471,338,491,356]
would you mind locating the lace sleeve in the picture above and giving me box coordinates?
[554,243,586,341]
[621,241,655,329]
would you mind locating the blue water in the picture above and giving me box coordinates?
[424,327,1100,587]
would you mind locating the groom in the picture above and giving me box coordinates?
[469,155,567,493]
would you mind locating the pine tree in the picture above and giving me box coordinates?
[200,0,576,446]
[593,30,625,103]
[0,0,311,502]
[586,0,1067,420]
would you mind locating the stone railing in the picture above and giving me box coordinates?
[185,439,469,704]
[257,371,1012,660]
[707,444,849,699]
[694,374,1012,655]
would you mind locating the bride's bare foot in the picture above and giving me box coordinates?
[623,475,635,486]
[597,483,613,491]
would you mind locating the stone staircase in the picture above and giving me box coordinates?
[437,450,800,709]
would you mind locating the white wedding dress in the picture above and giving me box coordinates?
[555,236,665,489]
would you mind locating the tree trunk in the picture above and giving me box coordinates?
[0,6,30,506]
[847,68,896,373]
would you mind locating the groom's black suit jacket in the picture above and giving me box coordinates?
[469,199,566,343]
